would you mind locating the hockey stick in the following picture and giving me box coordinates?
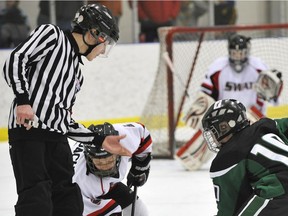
[131,186,137,216]
[162,51,189,98]
[163,33,205,128]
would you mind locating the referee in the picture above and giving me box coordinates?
[3,4,131,216]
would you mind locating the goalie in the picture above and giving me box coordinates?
[175,34,283,171]
[72,122,152,216]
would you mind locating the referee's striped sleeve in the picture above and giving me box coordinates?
[67,120,95,144]
[3,24,58,105]
[3,24,84,134]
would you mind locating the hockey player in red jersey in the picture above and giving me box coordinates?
[72,122,152,216]
[176,34,283,171]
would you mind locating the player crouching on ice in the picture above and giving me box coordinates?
[72,122,152,216]
[175,68,283,171]
[202,99,288,215]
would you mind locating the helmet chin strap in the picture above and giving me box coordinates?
[81,34,100,56]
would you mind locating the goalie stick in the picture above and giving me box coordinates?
[162,51,189,98]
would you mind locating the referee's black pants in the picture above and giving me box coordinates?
[9,128,83,216]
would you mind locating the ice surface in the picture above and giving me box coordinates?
[0,142,217,216]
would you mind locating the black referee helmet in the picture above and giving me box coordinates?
[72,3,119,42]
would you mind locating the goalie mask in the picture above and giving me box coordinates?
[202,99,250,153]
[84,123,121,177]
[72,4,119,57]
[228,34,251,73]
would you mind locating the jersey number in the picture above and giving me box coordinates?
[251,133,288,166]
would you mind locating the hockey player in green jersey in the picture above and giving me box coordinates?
[202,99,288,216]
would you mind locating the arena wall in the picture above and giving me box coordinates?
[1,40,287,141]
[0,43,159,141]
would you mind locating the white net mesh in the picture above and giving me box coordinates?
[140,25,288,158]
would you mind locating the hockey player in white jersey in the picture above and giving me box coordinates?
[72,122,152,216]
[176,34,283,171]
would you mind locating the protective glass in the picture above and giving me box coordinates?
[90,30,117,58]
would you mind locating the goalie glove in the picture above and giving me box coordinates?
[127,153,151,188]
[254,69,283,102]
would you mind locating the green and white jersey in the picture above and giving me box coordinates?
[210,118,288,216]
[275,118,288,144]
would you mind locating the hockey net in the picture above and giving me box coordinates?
[139,24,288,159]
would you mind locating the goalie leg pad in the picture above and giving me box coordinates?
[247,106,265,124]
[175,129,214,171]
[183,91,215,129]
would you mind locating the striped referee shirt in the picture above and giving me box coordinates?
[3,24,96,143]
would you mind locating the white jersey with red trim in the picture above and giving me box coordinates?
[200,56,268,112]
[72,122,152,216]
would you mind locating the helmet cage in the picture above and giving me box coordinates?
[203,129,220,153]
[228,34,251,73]
[84,122,120,177]
[229,48,249,72]
[202,99,250,152]
[84,144,121,177]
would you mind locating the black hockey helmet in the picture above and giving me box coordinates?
[84,123,121,177]
[202,99,250,152]
[72,4,119,41]
[228,34,251,73]
[72,4,119,57]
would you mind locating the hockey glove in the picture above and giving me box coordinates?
[127,153,151,188]
[254,69,283,102]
